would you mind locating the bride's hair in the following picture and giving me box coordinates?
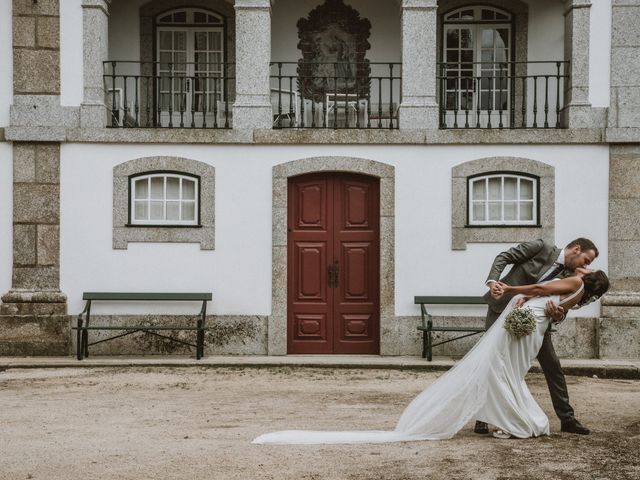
[576,270,610,308]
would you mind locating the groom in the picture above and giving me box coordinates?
[475,238,598,436]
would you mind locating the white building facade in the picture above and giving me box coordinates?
[0,0,638,359]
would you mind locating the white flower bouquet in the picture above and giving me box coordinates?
[503,307,537,338]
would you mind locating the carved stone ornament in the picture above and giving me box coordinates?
[296,0,371,102]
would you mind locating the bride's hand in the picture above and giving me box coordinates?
[514,296,528,308]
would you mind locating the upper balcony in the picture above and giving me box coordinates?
[83,0,591,135]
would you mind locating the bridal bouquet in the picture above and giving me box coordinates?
[504,307,537,338]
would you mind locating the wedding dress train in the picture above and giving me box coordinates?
[253,291,580,445]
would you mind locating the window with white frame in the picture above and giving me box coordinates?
[468,173,537,225]
[130,173,199,225]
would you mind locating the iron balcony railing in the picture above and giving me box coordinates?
[270,62,402,129]
[437,60,569,129]
[103,61,235,128]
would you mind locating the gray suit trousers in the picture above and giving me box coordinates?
[486,308,575,424]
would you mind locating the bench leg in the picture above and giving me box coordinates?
[422,332,427,359]
[83,329,89,359]
[426,330,433,362]
[76,318,83,360]
[196,319,203,360]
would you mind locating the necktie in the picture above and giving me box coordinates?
[540,264,564,283]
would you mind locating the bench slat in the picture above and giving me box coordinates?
[417,326,485,332]
[82,292,212,301]
[414,296,485,305]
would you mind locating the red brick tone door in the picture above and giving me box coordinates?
[288,173,380,354]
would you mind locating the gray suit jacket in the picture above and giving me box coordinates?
[484,239,562,314]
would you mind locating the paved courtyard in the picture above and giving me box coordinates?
[0,366,638,480]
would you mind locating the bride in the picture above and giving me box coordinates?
[253,268,609,445]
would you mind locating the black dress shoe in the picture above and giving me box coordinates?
[474,421,489,434]
[561,419,590,435]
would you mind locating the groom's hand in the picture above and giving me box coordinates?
[489,281,504,299]
[545,301,565,323]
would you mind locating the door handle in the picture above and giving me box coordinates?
[327,261,339,288]
[327,264,335,288]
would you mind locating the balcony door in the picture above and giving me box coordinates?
[156,8,225,127]
[442,6,512,128]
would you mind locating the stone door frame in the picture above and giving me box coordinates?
[270,157,395,355]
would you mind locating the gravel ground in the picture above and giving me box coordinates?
[0,367,638,480]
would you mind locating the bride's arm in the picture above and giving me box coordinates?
[498,276,582,298]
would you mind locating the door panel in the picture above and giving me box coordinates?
[288,173,379,354]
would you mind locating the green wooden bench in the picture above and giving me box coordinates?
[414,296,486,361]
[73,292,212,361]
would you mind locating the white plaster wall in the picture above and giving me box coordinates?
[589,0,611,107]
[0,143,13,295]
[0,0,13,127]
[108,0,144,64]
[60,0,84,106]
[60,143,609,320]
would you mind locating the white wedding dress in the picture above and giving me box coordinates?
[253,288,583,445]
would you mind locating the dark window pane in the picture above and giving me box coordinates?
[194,11,207,23]
[446,92,457,109]
[481,9,495,20]
[446,50,459,63]
[461,50,473,63]
[460,9,474,20]
[173,11,186,22]
[461,29,473,49]
[446,30,460,49]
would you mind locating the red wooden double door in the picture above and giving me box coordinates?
[288,172,380,354]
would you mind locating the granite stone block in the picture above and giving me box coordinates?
[13,224,37,266]
[12,266,60,290]
[13,143,36,183]
[37,225,59,266]
[13,184,60,223]
[272,207,287,247]
[610,154,640,198]
[0,302,66,316]
[599,317,640,359]
[36,15,60,49]
[13,50,60,95]
[380,177,395,217]
[609,199,640,240]
[267,315,287,355]
[13,0,60,16]
[13,16,36,48]
[271,246,287,318]
[609,240,640,280]
[35,144,60,184]
[0,315,69,356]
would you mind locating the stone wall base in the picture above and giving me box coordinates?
[601,300,640,359]
[389,316,601,359]
[71,315,268,356]
[0,315,70,355]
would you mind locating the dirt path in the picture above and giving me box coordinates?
[0,367,638,480]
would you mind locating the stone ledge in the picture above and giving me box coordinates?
[1,290,67,304]
[67,128,252,144]
[606,127,640,143]
[5,126,66,142]
[0,127,610,145]
[602,291,640,306]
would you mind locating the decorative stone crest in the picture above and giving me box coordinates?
[296,0,371,102]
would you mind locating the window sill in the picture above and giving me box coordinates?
[125,223,203,228]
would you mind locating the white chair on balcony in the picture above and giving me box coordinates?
[325,92,368,128]
[270,87,300,127]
